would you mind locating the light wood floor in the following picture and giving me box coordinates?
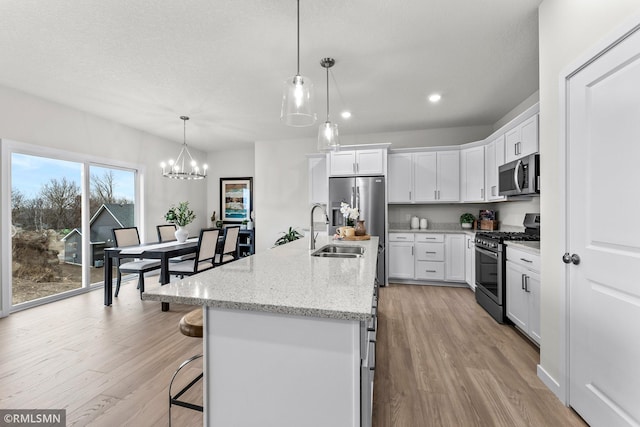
[0,280,587,426]
[373,284,586,427]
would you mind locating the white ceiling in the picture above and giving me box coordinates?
[0,0,541,152]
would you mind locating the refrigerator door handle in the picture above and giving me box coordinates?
[351,186,355,209]
[356,186,361,211]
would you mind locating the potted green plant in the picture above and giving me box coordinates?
[460,213,475,229]
[165,201,196,242]
[274,227,303,246]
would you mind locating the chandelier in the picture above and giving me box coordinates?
[160,116,207,180]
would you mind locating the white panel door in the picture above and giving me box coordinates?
[436,151,460,202]
[413,152,437,202]
[567,26,640,426]
[388,153,413,202]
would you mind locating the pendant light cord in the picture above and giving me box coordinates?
[296,0,300,75]
[326,66,330,120]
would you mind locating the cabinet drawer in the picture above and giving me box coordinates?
[506,246,540,271]
[415,261,445,280]
[415,242,444,261]
[415,233,444,243]
[389,233,415,242]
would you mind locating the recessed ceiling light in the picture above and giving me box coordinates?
[428,93,442,103]
[341,111,352,119]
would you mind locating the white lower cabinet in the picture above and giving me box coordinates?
[389,233,466,284]
[506,246,541,345]
[389,233,415,279]
[464,233,476,290]
[444,234,465,282]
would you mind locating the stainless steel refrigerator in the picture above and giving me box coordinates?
[329,176,386,286]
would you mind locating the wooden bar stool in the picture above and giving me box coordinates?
[169,308,204,426]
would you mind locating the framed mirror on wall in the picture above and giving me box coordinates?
[220,177,252,224]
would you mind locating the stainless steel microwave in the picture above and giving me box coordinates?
[498,154,540,197]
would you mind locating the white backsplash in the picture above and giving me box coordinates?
[388,198,540,230]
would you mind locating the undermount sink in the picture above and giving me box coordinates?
[311,244,365,258]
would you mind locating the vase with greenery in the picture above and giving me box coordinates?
[165,201,196,242]
[460,213,475,229]
[274,227,303,246]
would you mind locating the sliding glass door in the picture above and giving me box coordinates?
[7,149,138,310]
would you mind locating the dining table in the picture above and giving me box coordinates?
[103,238,199,311]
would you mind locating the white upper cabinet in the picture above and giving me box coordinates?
[461,145,485,202]
[434,151,460,202]
[413,152,438,201]
[308,155,328,205]
[505,114,539,163]
[388,153,413,202]
[329,149,385,176]
[389,150,459,203]
[485,135,506,201]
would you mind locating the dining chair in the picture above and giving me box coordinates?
[215,226,240,266]
[112,227,161,299]
[157,224,177,242]
[168,228,220,278]
[157,224,197,262]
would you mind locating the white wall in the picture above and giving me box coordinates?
[0,84,209,239]
[538,0,640,398]
[206,147,255,226]
[253,126,494,252]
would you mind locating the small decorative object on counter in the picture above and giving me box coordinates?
[165,201,196,242]
[420,218,428,229]
[340,202,359,227]
[460,213,475,229]
[355,220,366,236]
[274,227,303,246]
[241,219,248,230]
[410,216,419,229]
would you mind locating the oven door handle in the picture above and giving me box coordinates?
[475,245,499,258]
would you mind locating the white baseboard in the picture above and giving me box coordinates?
[537,364,567,405]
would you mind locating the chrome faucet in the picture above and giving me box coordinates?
[309,203,330,250]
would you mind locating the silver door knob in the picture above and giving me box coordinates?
[562,252,580,265]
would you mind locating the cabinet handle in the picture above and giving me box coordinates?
[356,163,359,173]
[424,237,436,240]
[481,188,484,199]
[438,190,440,199]
[514,144,518,156]
[521,274,526,290]
[425,251,437,254]
[520,258,533,263]
[396,236,407,240]
[467,239,471,249]
[409,190,412,201]
[434,190,437,199]
[492,185,496,197]
[411,246,414,256]
[426,270,437,273]
[524,275,530,293]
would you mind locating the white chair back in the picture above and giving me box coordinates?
[157,224,177,242]
[197,228,220,265]
[113,227,140,247]
[222,226,240,254]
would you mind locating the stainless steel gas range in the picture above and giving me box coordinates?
[474,213,540,323]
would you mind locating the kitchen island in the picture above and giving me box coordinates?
[143,235,379,427]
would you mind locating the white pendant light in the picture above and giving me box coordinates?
[281,0,316,127]
[317,58,339,151]
[160,116,208,180]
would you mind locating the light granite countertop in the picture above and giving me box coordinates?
[389,222,475,235]
[506,241,541,254]
[142,235,379,321]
